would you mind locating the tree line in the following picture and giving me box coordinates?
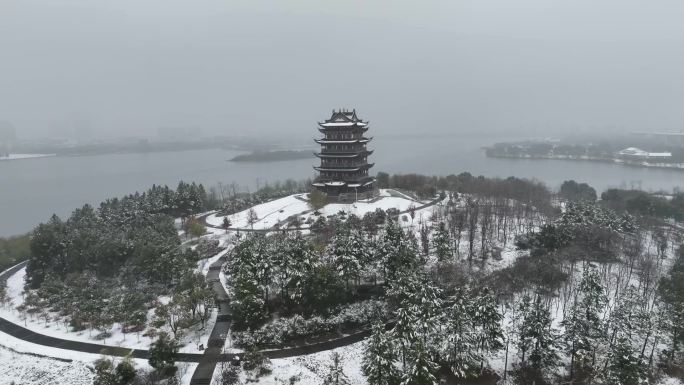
[17,181,211,341]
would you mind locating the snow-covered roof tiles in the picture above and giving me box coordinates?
[319,122,368,127]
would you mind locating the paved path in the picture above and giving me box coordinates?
[189,252,232,385]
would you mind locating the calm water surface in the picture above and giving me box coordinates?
[1,134,682,236]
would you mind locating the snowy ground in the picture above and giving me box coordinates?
[214,342,367,385]
[0,330,197,385]
[206,194,311,230]
[0,345,95,385]
[205,189,430,231]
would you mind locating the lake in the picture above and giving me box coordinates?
[1,134,682,237]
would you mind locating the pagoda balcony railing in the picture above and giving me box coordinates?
[317,161,373,169]
[319,145,368,153]
[314,137,372,145]
[315,176,375,183]
[318,126,369,134]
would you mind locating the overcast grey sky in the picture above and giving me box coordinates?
[2,0,684,139]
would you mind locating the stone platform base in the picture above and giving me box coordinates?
[330,188,379,203]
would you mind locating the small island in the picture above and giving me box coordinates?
[229,150,313,162]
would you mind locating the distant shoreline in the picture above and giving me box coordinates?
[229,150,313,163]
[485,152,684,171]
[0,154,56,161]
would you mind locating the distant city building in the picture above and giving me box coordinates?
[313,109,377,201]
[617,147,672,160]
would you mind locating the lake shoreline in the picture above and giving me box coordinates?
[485,152,684,171]
[0,154,57,161]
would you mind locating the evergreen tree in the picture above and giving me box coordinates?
[322,352,351,385]
[222,216,231,232]
[658,246,684,360]
[442,289,480,377]
[400,340,438,385]
[393,306,417,369]
[148,332,179,372]
[602,336,648,385]
[412,277,443,347]
[363,321,400,385]
[472,288,504,370]
[562,265,606,377]
[515,294,559,374]
[328,230,364,291]
[281,233,317,302]
[432,222,452,261]
[389,273,442,369]
[114,358,137,384]
[379,220,419,281]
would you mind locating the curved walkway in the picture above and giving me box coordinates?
[189,252,231,384]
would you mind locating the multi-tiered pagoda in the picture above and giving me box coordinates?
[313,109,377,201]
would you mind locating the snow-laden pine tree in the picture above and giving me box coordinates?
[275,233,317,302]
[442,288,480,377]
[412,278,444,347]
[601,336,648,385]
[657,246,684,363]
[328,229,367,291]
[379,219,419,280]
[322,352,351,385]
[562,264,606,377]
[472,287,504,370]
[388,273,443,345]
[400,340,438,385]
[363,321,400,385]
[515,294,559,375]
[432,221,452,261]
[393,306,417,370]
[607,285,651,351]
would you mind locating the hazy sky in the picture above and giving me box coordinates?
[2,0,684,140]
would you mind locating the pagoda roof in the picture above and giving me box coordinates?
[322,109,367,124]
[314,137,372,145]
[314,150,373,158]
[318,121,368,128]
[314,163,374,172]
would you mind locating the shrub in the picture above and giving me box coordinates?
[233,300,389,348]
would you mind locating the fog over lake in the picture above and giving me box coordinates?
[2,134,682,237]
